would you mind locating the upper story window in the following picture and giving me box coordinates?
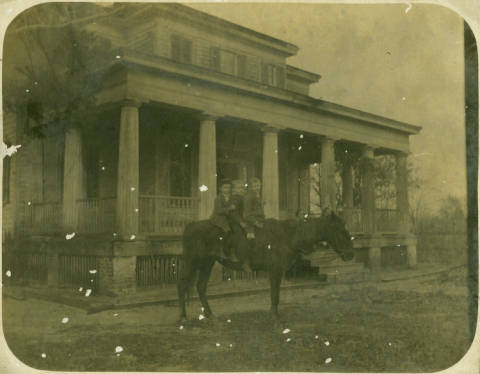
[211,47,248,78]
[261,63,285,88]
[171,34,192,64]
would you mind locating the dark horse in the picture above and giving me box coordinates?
[177,212,354,323]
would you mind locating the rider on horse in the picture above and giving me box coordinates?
[210,178,258,271]
[243,177,265,240]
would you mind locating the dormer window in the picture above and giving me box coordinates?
[171,34,192,64]
[262,63,285,88]
[211,47,248,78]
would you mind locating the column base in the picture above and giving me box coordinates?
[407,244,417,268]
[98,255,137,296]
[368,247,382,270]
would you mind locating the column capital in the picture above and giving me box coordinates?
[318,135,340,144]
[121,99,143,108]
[361,144,377,159]
[261,125,282,133]
[199,112,223,122]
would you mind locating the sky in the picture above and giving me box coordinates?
[188,3,467,212]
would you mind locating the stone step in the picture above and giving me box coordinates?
[304,250,343,265]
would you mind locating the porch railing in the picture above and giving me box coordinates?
[77,198,116,234]
[375,208,399,233]
[340,208,399,233]
[139,195,199,235]
[23,202,61,234]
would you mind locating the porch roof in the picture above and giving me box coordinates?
[97,53,420,153]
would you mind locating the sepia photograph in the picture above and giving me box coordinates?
[0,1,477,372]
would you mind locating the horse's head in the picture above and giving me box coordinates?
[317,211,354,261]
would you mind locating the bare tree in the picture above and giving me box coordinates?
[4,3,115,138]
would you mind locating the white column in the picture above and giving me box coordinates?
[319,136,337,212]
[262,126,280,219]
[62,127,86,231]
[198,115,218,220]
[116,100,140,238]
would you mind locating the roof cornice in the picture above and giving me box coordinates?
[115,3,299,57]
[286,65,321,83]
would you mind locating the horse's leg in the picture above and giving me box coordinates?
[269,268,283,317]
[177,258,196,323]
[197,258,216,318]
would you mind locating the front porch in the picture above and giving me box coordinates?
[22,199,401,238]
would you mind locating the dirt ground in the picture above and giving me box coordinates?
[2,267,474,372]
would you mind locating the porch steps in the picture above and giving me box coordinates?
[304,249,368,283]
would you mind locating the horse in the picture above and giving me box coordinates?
[177,211,354,323]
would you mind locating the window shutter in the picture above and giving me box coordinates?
[182,38,192,63]
[261,63,270,84]
[171,35,181,61]
[276,66,285,88]
[211,47,220,70]
[237,55,247,78]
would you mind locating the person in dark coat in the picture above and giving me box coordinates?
[210,178,235,233]
[230,179,246,226]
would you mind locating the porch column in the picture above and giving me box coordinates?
[198,115,218,220]
[342,157,354,226]
[360,145,376,234]
[116,100,140,238]
[62,127,86,231]
[298,166,310,216]
[319,136,337,212]
[262,126,280,219]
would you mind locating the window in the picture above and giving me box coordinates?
[2,152,10,204]
[171,34,192,64]
[211,47,248,78]
[261,63,285,88]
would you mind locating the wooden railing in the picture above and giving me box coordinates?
[58,255,99,292]
[139,195,199,235]
[24,202,61,234]
[77,198,116,234]
[375,208,399,233]
[136,255,184,287]
[340,208,399,233]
